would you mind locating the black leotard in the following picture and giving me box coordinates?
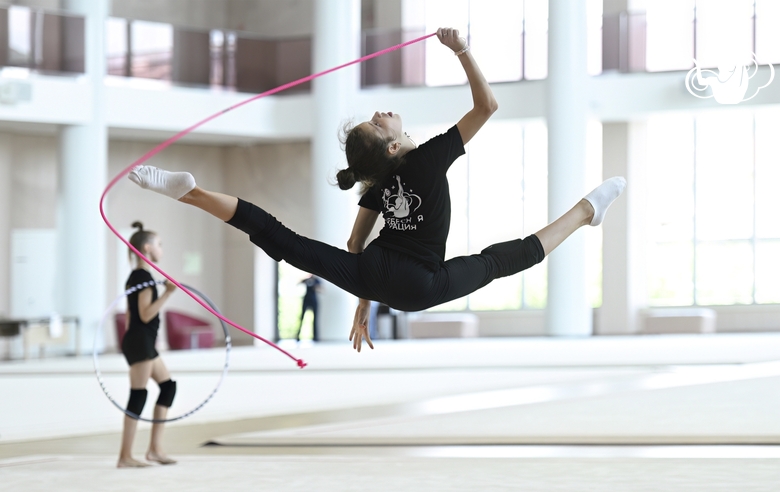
[121,269,160,365]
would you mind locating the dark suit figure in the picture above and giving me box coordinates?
[295,275,321,341]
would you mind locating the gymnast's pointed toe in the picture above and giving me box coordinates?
[583,176,626,226]
[128,165,196,200]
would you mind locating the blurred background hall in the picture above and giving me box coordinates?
[2,0,780,490]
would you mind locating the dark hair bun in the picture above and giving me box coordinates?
[336,168,356,190]
[131,221,144,231]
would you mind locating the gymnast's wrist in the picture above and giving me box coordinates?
[453,45,470,56]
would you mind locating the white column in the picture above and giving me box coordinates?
[0,135,10,318]
[311,0,361,341]
[58,0,108,353]
[253,249,277,345]
[546,0,591,336]
[598,122,647,334]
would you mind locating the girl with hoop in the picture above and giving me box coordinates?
[117,222,177,468]
[128,28,625,353]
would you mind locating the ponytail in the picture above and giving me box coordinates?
[336,167,357,190]
[128,221,156,260]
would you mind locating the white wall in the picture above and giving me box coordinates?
[0,133,59,319]
[7,134,58,229]
[0,135,10,318]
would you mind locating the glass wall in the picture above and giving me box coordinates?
[362,0,550,88]
[0,6,84,74]
[646,109,780,307]
[104,18,312,94]
[278,263,311,340]
[602,0,780,74]
[434,120,550,311]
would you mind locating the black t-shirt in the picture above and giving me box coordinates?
[358,125,465,264]
[126,269,160,333]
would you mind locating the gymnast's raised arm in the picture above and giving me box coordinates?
[436,27,498,145]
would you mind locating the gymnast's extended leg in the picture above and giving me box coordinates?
[178,187,238,222]
[128,165,237,221]
[534,176,626,255]
[428,177,627,307]
[129,165,375,300]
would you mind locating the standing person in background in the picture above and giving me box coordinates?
[117,222,178,468]
[295,275,322,341]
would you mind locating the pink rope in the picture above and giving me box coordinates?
[100,32,437,369]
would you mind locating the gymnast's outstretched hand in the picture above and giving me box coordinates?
[436,27,467,53]
[349,300,374,352]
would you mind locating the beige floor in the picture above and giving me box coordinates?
[3,454,780,492]
[4,334,780,491]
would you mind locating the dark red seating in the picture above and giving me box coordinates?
[164,311,215,350]
[115,312,127,348]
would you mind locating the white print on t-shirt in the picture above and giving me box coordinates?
[386,216,417,231]
[383,175,421,219]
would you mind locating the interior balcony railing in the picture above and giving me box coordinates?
[360,25,547,88]
[602,7,780,74]
[0,6,84,75]
[361,27,428,88]
[5,5,778,95]
[105,18,312,95]
[601,12,647,73]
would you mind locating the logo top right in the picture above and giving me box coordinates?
[685,53,774,104]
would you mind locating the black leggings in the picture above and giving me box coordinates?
[227,199,545,312]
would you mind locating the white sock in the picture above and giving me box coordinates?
[583,176,626,226]
[128,165,196,200]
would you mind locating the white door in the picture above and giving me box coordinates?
[11,229,57,319]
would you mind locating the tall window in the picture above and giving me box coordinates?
[645,0,696,72]
[423,0,547,86]
[646,110,780,306]
[130,21,173,80]
[755,0,780,64]
[7,7,31,66]
[434,120,549,311]
[695,0,754,68]
[606,0,780,74]
[424,119,603,312]
[106,18,128,76]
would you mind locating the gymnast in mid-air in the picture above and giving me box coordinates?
[129,27,626,352]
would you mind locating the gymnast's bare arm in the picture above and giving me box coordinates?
[137,281,177,324]
[347,206,380,352]
[436,27,498,146]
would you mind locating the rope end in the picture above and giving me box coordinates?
[297,359,308,369]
